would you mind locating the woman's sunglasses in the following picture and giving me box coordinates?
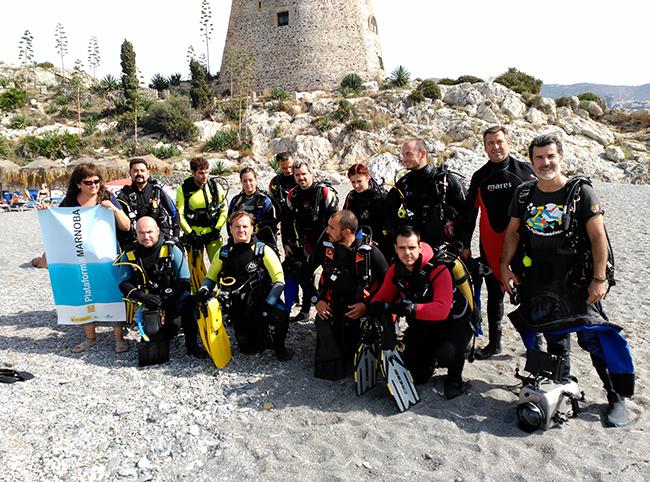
[81,179,101,186]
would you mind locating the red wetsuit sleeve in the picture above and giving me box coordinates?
[371,265,399,304]
[415,264,453,322]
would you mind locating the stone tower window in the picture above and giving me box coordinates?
[277,11,289,26]
[368,16,378,34]
[258,1,262,8]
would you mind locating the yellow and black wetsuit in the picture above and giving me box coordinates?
[176,176,227,261]
[203,240,289,357]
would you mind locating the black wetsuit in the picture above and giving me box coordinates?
[464,155,536,348]
[207,241,288,355]
[228,189,279,248]
[285,182,339,313]
[386,165,467,248]
[269,173,297,247]
[118,239,199,354]
[307,238,388,380]
[343,178,391,258]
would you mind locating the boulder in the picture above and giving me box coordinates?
[536,97,557,119]
[583,100,604,118]
[526,108,548,126]
[556,116,615,147]
[294,135,334,168]
[361,81,379,93]
[194,120,224,141]
[367,152,401,184]
[500,94,527,119]
[443,84,483,107]
[476,101,500,124]
[605,145,625,162]
[225,149,240,160]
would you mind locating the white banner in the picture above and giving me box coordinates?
[38,206,126,325]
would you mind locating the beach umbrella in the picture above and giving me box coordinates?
[0,158,21,185]
[18,157,68,188]
[66,157,130,182]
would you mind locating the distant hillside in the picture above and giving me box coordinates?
[542,83,650,107]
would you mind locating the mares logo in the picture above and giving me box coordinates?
[486,182,512,192]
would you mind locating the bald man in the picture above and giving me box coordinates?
[118,217,205,360]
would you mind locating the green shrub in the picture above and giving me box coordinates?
[414,79,441,100]
[389,65,411,88]
[204,128,239,152]
[149,73,170,92]
[36,61,54,69]
[141,95,197,141]
[10,114,32,129]
[346,118,370,131]
[332,99,355,121]
[340,73,363,94]
[407,90,425,105]
[102,136,120,149]
[147,144,181,159]
[16,132,82,159]
[555,96,574,109]
[521,92,543,109]
[456,75,484,84]
[54,95,69,106]
[83,116,98,136]
[0,76,11,88]
[189,59,211,109]
[312,116,332,132]
[577,92,607,111]
[0,135,12,158]
[210,160,231,176]
[494,67,542,95]
[0,88,28,111]
[168,73,182,86]
[437,78,456,86]
[269,100,293,114]
[270,86,290,101]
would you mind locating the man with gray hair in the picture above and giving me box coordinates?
[284,159,339,322]
[501,133,634,427]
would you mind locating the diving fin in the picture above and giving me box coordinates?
[354,342,379,396]
[198,298,232,369]
[380,349,420,412]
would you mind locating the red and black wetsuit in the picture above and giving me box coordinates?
[464,155,536,347]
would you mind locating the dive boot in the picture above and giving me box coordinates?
[290,310,310,323]
[604,392,630,427]
[444,376,467,399]
[275,344,294,362]
[475,324,502,360]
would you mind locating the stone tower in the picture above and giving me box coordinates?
[218,0,384,93]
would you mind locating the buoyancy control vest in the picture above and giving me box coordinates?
[515,176,616,292]
[181,177,225,228]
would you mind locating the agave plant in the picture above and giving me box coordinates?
[390,65,411,88]
[168,73,182,86]
[149,73,170,92]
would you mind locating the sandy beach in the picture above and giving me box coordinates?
[0,181,648,481]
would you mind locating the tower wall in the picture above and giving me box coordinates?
[218,0,384,93]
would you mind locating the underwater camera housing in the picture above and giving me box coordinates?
[515,349,583,432]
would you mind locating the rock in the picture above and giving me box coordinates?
[137,456,153,470]
[565,96,580,112]
[194,120,225,141]
[361,81,379,93]
[96,121,118,134]
[172,159,190,171]
[576,108,590,120]
[536,97,557,119]
[476,101,500,124]
[500,94,527,119]
[443,84,483,107]
[556,115,615,146]
[583,100,604,118]
[367,152,401,184]
[293,135,334,167]
[225,149,240,160]
[33,123,83,136]
[526,108,548,126]
[605,145,625,162]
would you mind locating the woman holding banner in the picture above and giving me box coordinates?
[34,163,131,353]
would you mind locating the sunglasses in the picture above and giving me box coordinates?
[81,179,101,186]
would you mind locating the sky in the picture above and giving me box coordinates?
[1,0,648,87]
